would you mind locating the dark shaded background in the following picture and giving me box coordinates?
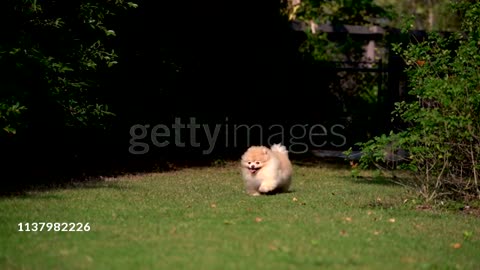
[2,0,402,190]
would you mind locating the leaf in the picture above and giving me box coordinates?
[451,243,461,249]
[463,231,473,240]
[105,30,116,36]
[60,66,74,73]
[127,2,139,8]
[108,61,118,68]
[9,48,21,55]
[3,126,16,134]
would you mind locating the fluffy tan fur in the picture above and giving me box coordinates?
[240,144,293,196]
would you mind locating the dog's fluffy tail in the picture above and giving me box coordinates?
[271,144,288,154]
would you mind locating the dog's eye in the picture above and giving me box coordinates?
[255,161,260,165]
[248,162,251,164]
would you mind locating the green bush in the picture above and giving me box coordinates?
[0,0,138,136]
[357,0,480,202]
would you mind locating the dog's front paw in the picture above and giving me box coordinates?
[259,183,276,193]
[247,191,261,196]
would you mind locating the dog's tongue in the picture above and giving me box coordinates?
[249,168,257,173]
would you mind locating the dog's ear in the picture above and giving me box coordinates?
[262,148,268,154]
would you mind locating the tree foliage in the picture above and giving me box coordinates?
[280,0,394,145]
[282,0,392,62]
[0,0,138,135]
[375,0,461,31]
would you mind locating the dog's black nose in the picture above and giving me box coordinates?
[250,165,255,169]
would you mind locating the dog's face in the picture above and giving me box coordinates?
[241,146,270,174]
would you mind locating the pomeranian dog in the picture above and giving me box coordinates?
[240,144,293,196]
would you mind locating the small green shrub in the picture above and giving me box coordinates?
[357,0,480,202]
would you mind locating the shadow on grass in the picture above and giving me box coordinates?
[261,189,296,196]
[0,174,134,198]
[1,152,346,197]
[291,154,351,170]
[1,154,213,197]
[341,175,401,187]
[9,193,65,200]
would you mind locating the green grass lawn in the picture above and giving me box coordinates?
[1,162,479,270]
